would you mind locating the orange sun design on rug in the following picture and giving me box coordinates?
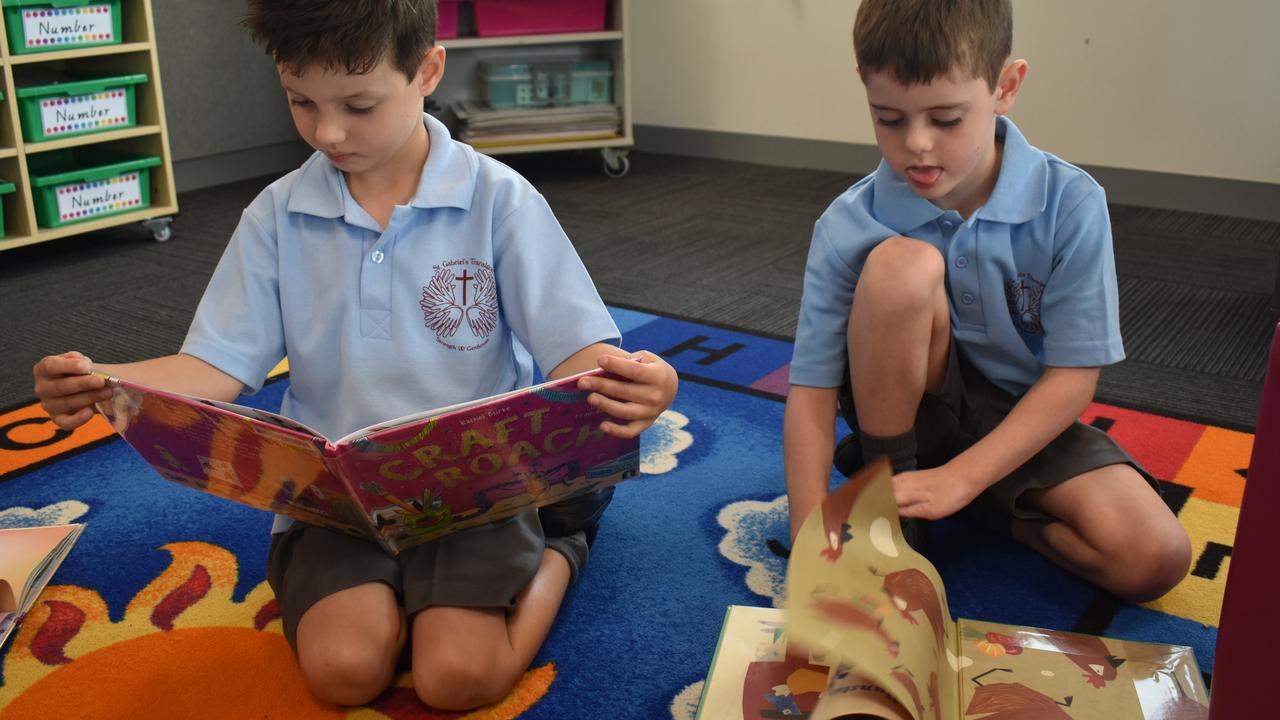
[0,542,554,719]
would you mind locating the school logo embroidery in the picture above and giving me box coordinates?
[1005,272,1045,333]
[420,259,499,351]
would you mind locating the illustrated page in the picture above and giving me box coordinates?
[786,461,960,720]
[956,618,1209,719]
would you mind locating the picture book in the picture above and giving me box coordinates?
[94,369,640,554]
[0,523,85,651]
[696,461,1210,720]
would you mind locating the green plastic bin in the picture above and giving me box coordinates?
[16,73,146,143]
[2,0,123,55]
[28,148,159,228]
[0,179,15,237]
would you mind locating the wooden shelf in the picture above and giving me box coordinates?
[0,203,177,249]
[24,125,162,154]
[6,41,151,65]
[442,31,623,50]
[476,134,632,156]
[0,0,177,252]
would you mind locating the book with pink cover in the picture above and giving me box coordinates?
[94,369,639,554]
[695,461,1210,720]
[0,523,85,651]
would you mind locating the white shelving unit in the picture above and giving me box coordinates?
[0,0,176,251]
[437,0,632,176]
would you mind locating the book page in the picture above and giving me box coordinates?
[0,524,81,612]
[956,618,1210,719]
[96,379,374,535]
[331,370,640,552]
[785,460,960,720]
[696,605,912,720]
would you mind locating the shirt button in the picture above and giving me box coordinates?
[940,220,954,230]
[371,250,385,264]
[955,256,969,268]
[961,292,975,305]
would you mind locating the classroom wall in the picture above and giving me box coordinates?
[628,0,1280,186]
[152,1,309,191]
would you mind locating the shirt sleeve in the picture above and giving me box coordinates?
[492,191,620,375]
[1038,183,1125,367]
[180,200,286,393]
[789,221,859,388]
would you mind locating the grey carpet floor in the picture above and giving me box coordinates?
[1,151,1274,431]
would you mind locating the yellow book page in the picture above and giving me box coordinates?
[696,605,912,720]
[955,618,1209,719]
[0,524,80,611]
[785,460,960,720]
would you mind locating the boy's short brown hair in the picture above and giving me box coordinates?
[243,0,437,80]
[853,0,1012,89]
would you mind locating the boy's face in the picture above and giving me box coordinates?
[863,62,1024,217]
[279,47,446,176]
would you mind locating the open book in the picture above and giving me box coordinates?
[696,461,1209,719]
[94,369,639,554]
[0,523,85,651]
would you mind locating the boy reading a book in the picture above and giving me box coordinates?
[31,0,677,710]
[784,0,1190,603]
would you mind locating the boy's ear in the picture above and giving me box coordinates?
[993,59,1027,114]
[417,45,447,96]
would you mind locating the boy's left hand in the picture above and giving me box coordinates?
[578,350,678,439]
[892,466,983,520]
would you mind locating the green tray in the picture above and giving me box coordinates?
[2,0,124,55]
[28,148,159,228]
[15,73,146,142]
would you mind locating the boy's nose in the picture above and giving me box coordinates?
[905,122,932,155]
[315,117,345,145]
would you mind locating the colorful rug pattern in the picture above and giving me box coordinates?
[0,307,1247,718]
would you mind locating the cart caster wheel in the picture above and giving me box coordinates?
[142,217,173,242]
[601,149,630,178]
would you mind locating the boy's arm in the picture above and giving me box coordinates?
[34,352,246,431]
[893,365,1100,520]
[784,385,840,541]
[549,342,679,439]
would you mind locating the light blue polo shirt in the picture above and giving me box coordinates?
[182,113,620,532]
[791,116,1123,396]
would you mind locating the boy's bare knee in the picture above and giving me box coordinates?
[1110,523,1192,603]
[861,236,946,302]
[412,647,509,710]
[297,637,398,706]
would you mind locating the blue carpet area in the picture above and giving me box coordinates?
[0,306,1217,718]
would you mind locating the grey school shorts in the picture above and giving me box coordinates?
[266,510,544,650]
[906,343,1159,527]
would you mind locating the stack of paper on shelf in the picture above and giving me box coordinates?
[452,101,622,147]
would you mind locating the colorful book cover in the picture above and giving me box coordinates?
[94,369,639,553]
[696,461,1209,719]
[0,523,85,651]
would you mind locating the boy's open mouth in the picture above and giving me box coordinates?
[905,165,942,187]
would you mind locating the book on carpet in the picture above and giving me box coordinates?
[695,461,1210,720]
[93,369,639,554]
[0,523,85,651]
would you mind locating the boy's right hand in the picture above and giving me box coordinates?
[33,351,113,430]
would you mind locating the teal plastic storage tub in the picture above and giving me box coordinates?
[1,0,123,55]
[28,148,159,228]
[0,180,15,237]
[16,73,147,143]
[479,59,613,109]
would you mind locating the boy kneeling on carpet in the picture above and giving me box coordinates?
[31,0,677,709]
[783,0,1190,602]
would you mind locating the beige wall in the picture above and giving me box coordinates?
[630,0,1280,184]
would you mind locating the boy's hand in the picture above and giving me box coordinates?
[578,350,678,439]
[33,351,112,431]
[892,466,982,520]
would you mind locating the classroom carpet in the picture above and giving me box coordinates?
[0,306,1247,719]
